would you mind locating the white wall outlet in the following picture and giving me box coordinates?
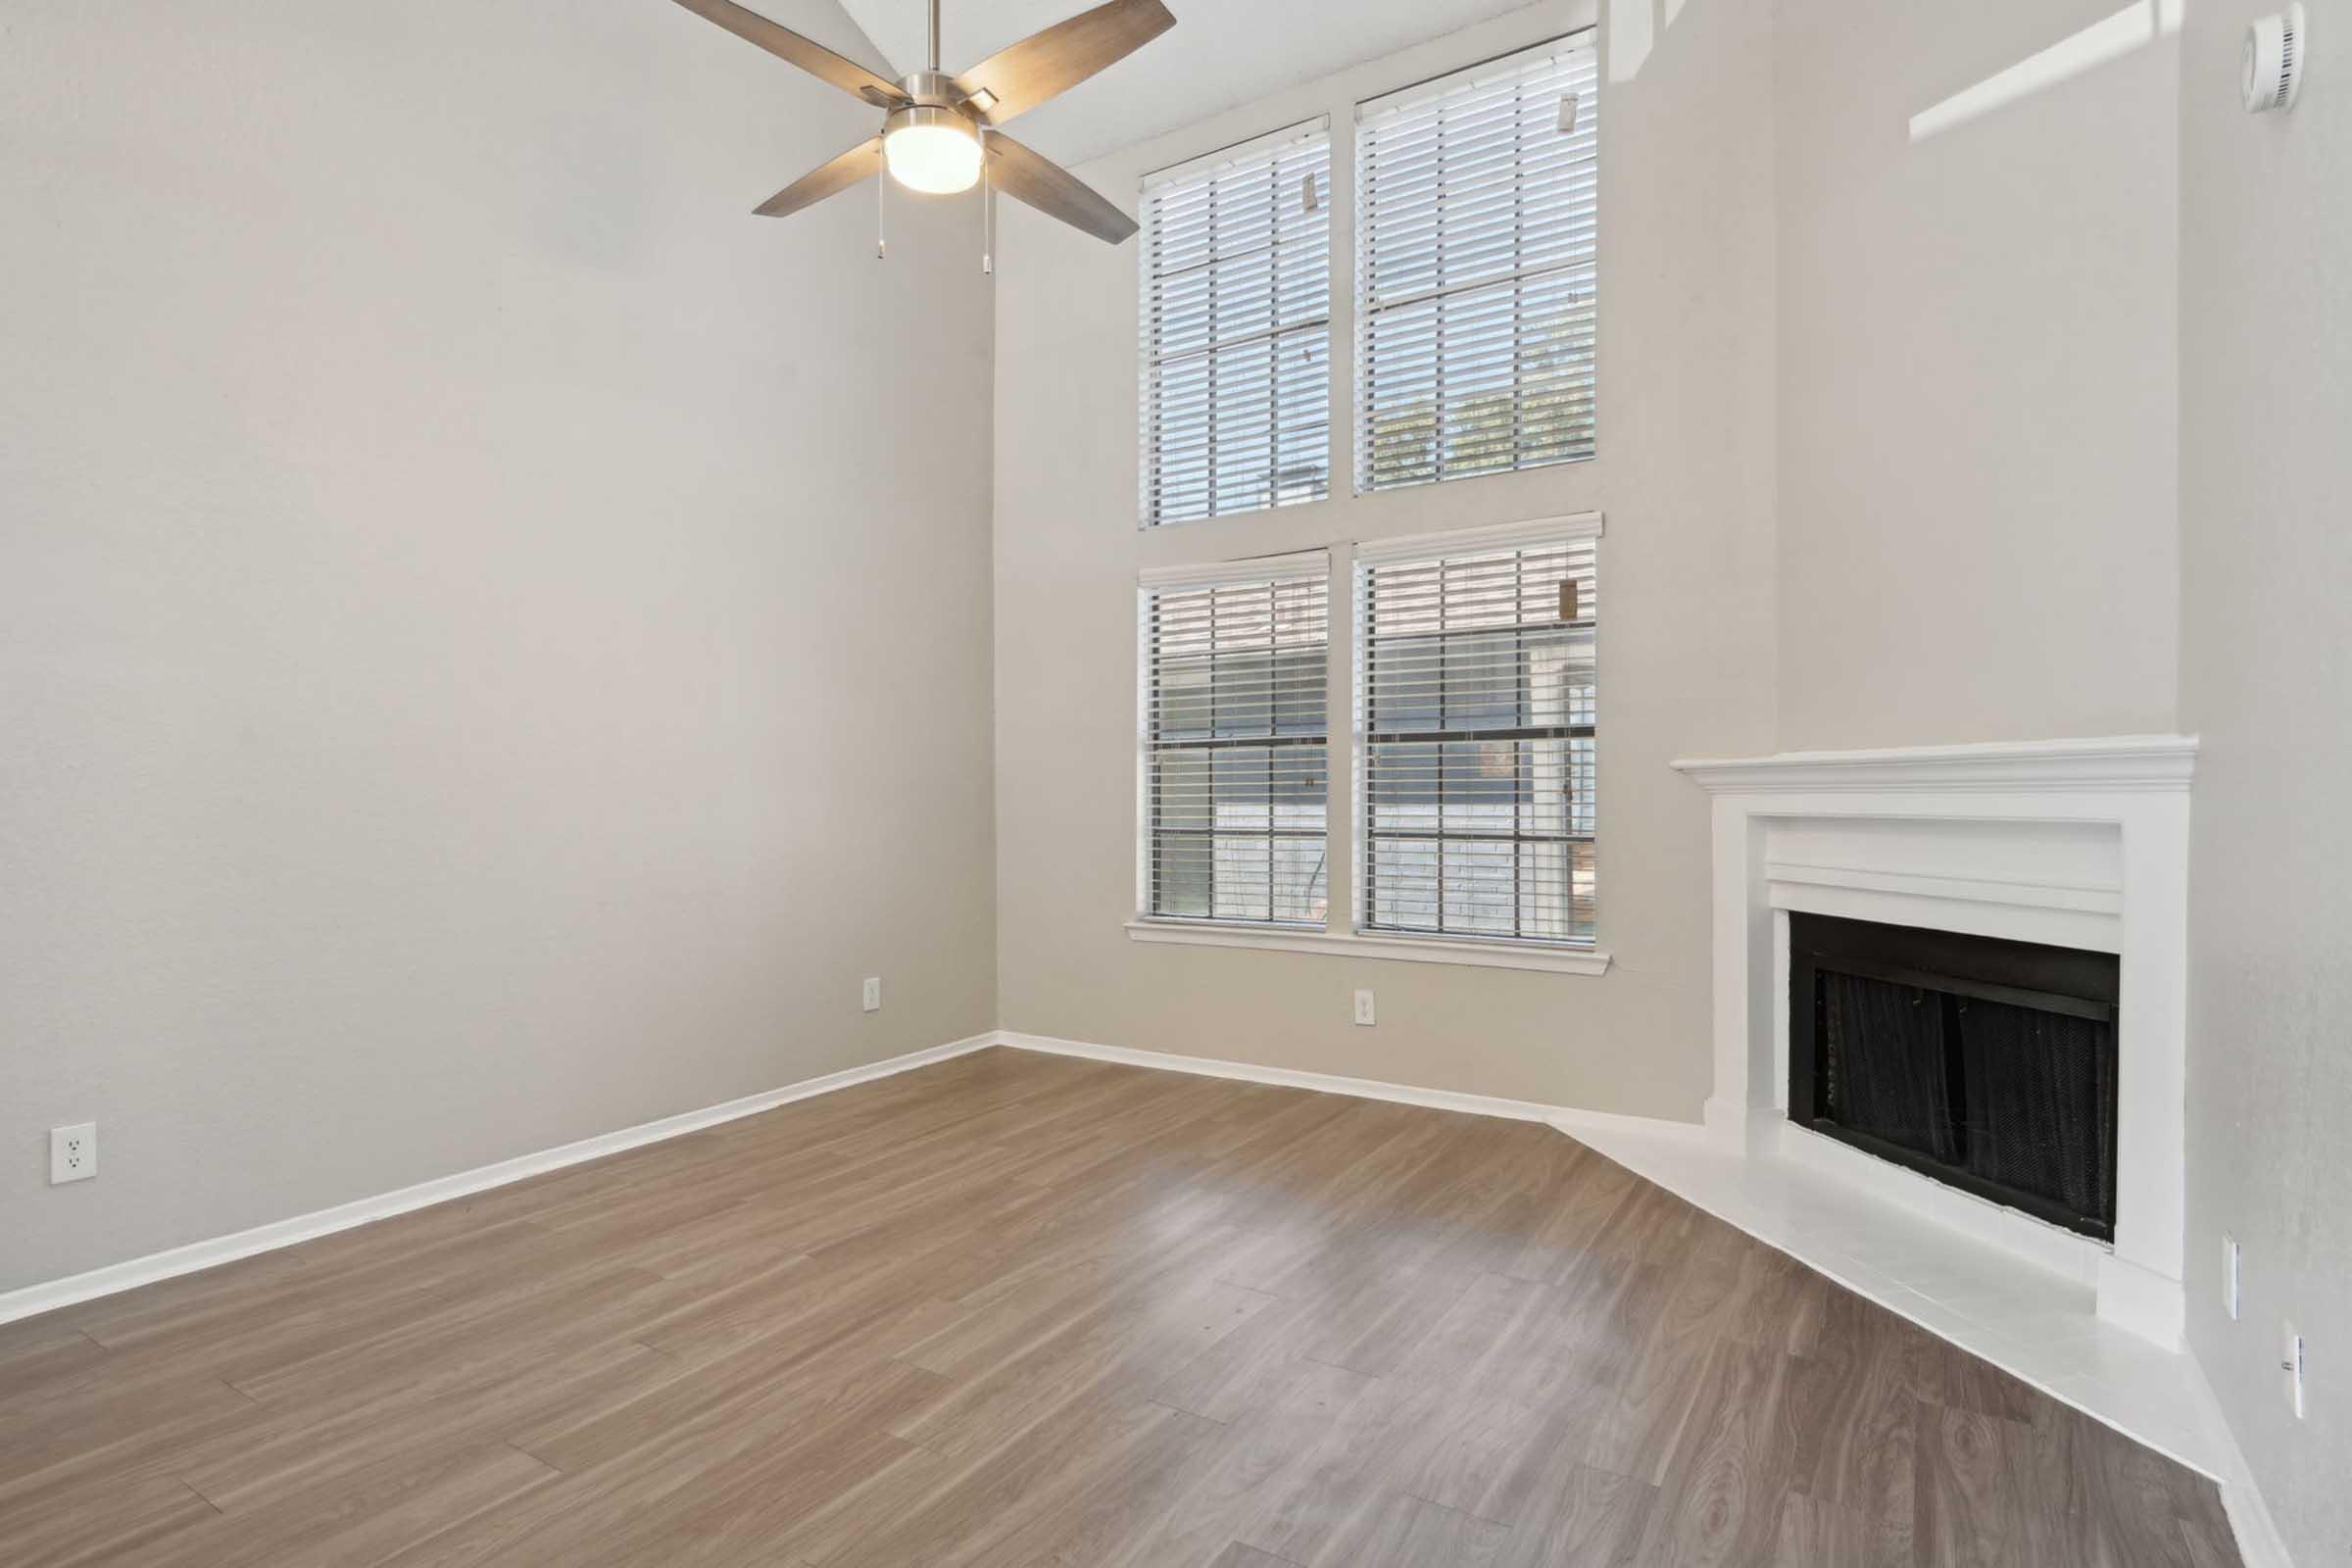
[1352,989,1376,1026]
[2224,1233,2242,1320]
[2284,1322,2306,1418]
[50,1122,97,1185]
[861,976,881,1013]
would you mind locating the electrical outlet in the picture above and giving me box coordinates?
[2224,1233,2242,1320]
[861,976,881,1013]
[2284,1322,2306,1418]
[1352,989,1376,1026]
[50,1123,97,1185]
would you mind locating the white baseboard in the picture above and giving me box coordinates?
[1549,1103,1709,1144]
[0,1032,999,1329]
[2187,1356,2298,1568]
[995,1030,1643,1127]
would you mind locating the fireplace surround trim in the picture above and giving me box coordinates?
[1672,734,2195,1348]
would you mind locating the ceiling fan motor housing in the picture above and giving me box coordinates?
[898,69,967,110]
[885,101,977,139]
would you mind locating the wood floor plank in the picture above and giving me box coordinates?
[824,1396,1217,1568]
[1202,1545,1301,1568]
[0,1467,220,1568]
[1236,1374,1469,1565]
[1775,1492,1911,1568]
[762,1440,956,1565]
[0,1325,109,1405]
[1635,1336,1799,1566]
[1305,1490,1509,1567]
[1489,1451,1656,1568]
[890,1267,1278,1459]
[143,1442,562,1568]
[0,1048,2240,1568]
[0,1371,264,1518]
[1106,1357,1381,1568]
[178,1340,679,1513]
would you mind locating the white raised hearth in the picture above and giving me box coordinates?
[1670,735,2195,1349]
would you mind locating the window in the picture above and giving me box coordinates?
[1356,517,1597,946]
[1140,121,1333,527]
[1139,555,1331,925]
[1356,37,1599,493]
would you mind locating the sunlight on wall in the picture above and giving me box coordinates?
[1609,0,1701,84]
[1910,0,2182,141]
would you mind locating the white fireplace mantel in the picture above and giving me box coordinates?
[1671,735,2197,1347]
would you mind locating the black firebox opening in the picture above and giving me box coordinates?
[1788,912,2120,1243]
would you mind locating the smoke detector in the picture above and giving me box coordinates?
[2243,4,2306,114]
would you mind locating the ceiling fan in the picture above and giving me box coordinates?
[668,0,1175,245]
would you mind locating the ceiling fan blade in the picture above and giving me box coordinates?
[754,137,883,219]
[985,131,1136,244]
[668,0,906,105]
[955,0,1175,125]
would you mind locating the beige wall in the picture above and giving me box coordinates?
[992,1,1778,1117]
[993,0,2196,1123]
[0,0,997,1292]
[1772,0,2180,750]
[2178,2,2352,1558]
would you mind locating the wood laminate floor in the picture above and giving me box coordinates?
[0,1047,2237,1567]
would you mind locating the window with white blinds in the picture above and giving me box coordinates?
[1355,37,1599,494]
[1140,121,1333,527]
[1139,555,1330,925]
[1357,519,1597,946]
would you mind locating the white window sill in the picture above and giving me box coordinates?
[1123,920,1611,976]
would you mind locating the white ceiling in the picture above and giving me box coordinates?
[835,0,1550,166]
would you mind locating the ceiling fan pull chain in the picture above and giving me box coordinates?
[876,144,888,260]
[980,129,994,276]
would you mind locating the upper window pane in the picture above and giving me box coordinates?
[1356,38,1599,494]
[1141,122,1333,527]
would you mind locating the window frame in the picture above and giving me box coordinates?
[1125,516,1609,977]
[1134,552,1335,930]
[1352,32,1601,497]
[1352,513,1601,954]
[1138,118,1335,530]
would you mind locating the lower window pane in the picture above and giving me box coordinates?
[1364,837,1441,933]
[1148,744,1327,924]
[1362,738,1592,943]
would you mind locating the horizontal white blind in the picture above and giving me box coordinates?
[1141,122,1332,526]
[1142,559,1330,925]
[1356,37,1599,494]
[1358,529,1596,944]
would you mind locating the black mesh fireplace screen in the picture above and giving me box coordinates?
[1791,913,2120,1241]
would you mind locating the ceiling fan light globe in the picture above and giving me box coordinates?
[884,117,982,195]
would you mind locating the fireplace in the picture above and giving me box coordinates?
[1788,912,2120,1241]
[1672,737,2193,1344]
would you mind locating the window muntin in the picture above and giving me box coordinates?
[1141,559,1331,924]
[1357,526,1595,945]
[1356,38,1599,493]
[1141,122,1333,527]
